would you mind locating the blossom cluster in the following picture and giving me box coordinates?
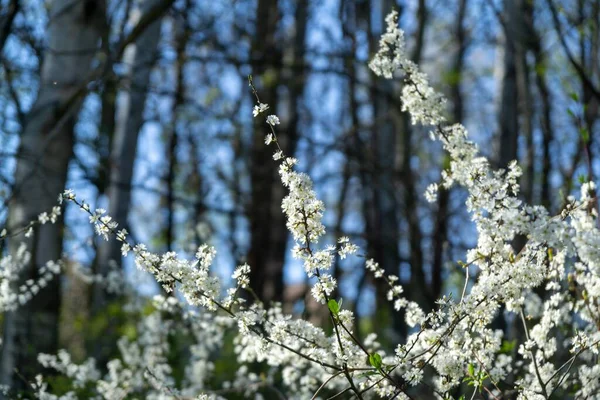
[0,246,62,312]
[367,9,600,399]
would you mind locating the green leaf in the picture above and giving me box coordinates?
[500,339,517,354]
[534,61,547,77]
[468,363,475,376]
[369,352,382,370]
[327,299,339,315]
[442,154,452,170]
[580,127,590,144]
[570,92,579,102]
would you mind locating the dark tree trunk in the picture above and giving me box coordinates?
[432,0,468,302]
[0,0,105,391]
[248,0,307,304]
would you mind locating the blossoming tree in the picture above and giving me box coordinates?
[1,8,600,400]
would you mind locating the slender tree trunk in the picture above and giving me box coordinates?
[401,0,430,311]
[268,0,307,307]
[528,5,554,210]
[0,0,105,391]
[93,0,163,311]
[517,0,535,203]
[371,0,401,305]
[90,0,164,363]
[432,0,468,302]
[582,0,599,184]
[247,0,304,304]
[358,0,419,338]
[341,0,376,336]
[497,0,520,169]
[0,0,19,53]
[165,14,190,254]
[247,0,280,303]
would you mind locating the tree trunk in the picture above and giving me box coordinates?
[401,0,430,311]
[432,0,468,302]
[0,0,19,53]
[247,0,294,304]
[165,11,190,254]
[90,0,163,363]
[372,0,401,299]
[0,0,105,391]
[497,0,520,169]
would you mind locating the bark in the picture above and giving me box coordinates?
[97,76,117,195]
[497,0,520,169]
[497,0,535,342]
[545,0,600,102]
[401,0,430,311]
[560,0,599,207]
[341,0,371,334]
[247,0,304,304]
[247,0,280,304]
[263,0,306,306]
[166,14,190,253]
[0,0,105,391]
[0,0,19,53]
[528,8,553,210]
[90,1,165,365]
[581,0,599,184]
[432,0,468,302]
[517,0,535,203]
[93,0,163,312]
[371,0,401,301]
[364,0,408,336]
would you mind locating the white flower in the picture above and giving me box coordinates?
[116,229,128,242]
[338,242,358,259]
[38,212,49,224]
[233,264,251,288]
[121,243,131,257]
[266,115,280,125]
[311,274,336,303]
[425,183,438,203]
[265,133,274,145]
[63,189,75,200]
[252,103,269,117]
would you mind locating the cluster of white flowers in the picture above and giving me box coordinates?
[38,350,100,389]
[1,201,62,240]
[70,260,125,295]
[337,236,359,259]
[88,208,119,241]
[34,295,230,399]
[424,182,438,203]
[366,9,600,398]
[37,206,62,225]
[252,102,269,117]
[232,263,250,289]
[0,244,62,312]
[266,115,280,126]
[273,153,339,304]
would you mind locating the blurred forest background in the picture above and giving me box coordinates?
[0,0,599,394]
